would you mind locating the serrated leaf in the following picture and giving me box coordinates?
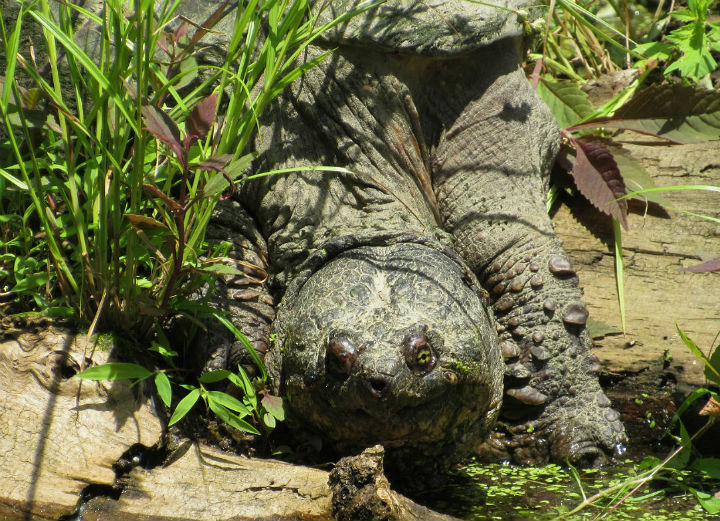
[682,256,720,272]
[670,9,696,22]
[142,105,184,164]
[261,394,285,421]
[198,369,231,384]
[537,78,594,127]
[76,362,153,380]
[206,391,251,416]
[186,93,217,140]
[168,388,201,426]
[155,372,172,407]
[571,138,629,229]
[575,84,720,143]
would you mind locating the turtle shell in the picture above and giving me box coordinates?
[313,0,534,56]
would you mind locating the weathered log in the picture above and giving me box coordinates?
[0,328,459,521]
[552,138,720,385]
[0,327,163,520]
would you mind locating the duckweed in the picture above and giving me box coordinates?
[424,460,720,521]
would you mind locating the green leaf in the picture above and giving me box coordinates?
[198,369,231,384]
[691,488,720,514]
[155,372,172,407]
[707,343,720,383]
[200,263,247,276]
[76,362,153,380]
[261,394,285,421]
[677,324,720,385]
[576,84,720,143]
[212,312,267,381]
[691,457,720,479]
[610,146,670,207]
[207,398,261,435]
[263,413,276,429]
[670,9,698,22]
[536,78,594,128]
[206,391,251,416]
[168,388,201,426]
[228,365,257,410]
[11,272,49,293]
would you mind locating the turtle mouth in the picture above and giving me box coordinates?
[301,370,484,447]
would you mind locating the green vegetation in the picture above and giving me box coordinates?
[1,0,380,437]
[2,0,720,517]
[524,0,720,518]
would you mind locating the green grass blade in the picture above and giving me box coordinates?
[677,325,720,384]
[212,311,267,381]
[26,9,139,135]
[613,219,626,332]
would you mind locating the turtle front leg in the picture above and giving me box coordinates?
[426,45,626,465]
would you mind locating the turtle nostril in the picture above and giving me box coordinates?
[367,376,391,399]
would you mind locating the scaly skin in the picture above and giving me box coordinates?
[224,1,627,465]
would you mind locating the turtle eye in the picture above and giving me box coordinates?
[326,336,358,376]
[405,334,437,375]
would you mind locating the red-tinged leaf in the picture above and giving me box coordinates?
[572,138,629,229]
[261,394,285,421]
[572,84,720,143]
[189,154,235,199]
[125,213,170,231]
[682,256,720,273]
[175,20,189,41]
[142,105,184,163]
[142,184,183,213]
[157,31,171,56]
[186,93,217,140]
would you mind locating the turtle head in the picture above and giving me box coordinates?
[273,242,503,454]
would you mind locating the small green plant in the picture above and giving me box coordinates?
[635,0,720,86]
[553,326,720,519]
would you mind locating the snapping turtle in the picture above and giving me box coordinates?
[207,0,626,466]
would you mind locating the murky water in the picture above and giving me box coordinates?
[424,459,720,521]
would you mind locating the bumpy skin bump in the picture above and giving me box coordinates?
[273,243,503,454]
[216,0,627,465]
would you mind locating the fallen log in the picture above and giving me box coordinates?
[0,327,457,521]
[552,138,720,385]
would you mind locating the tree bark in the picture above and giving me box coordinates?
[552,137,720,386]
